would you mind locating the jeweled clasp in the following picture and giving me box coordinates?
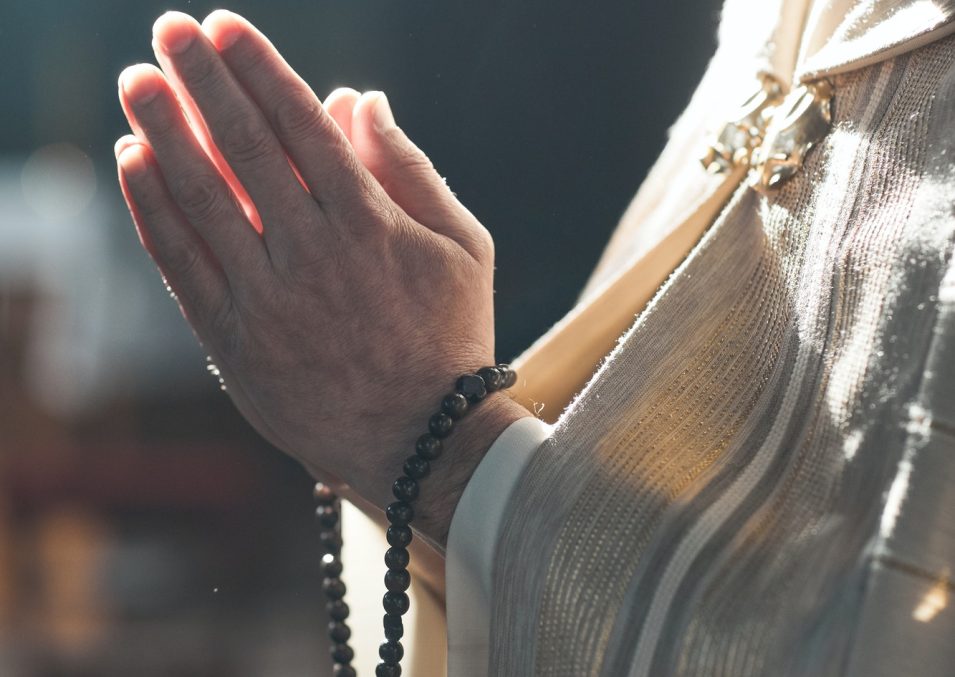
[751,79,833,192]
[699,73,785,174]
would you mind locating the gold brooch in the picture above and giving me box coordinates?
[750,79,833,191]
[699,73,784,174]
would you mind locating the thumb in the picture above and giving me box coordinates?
[351,91,490,260]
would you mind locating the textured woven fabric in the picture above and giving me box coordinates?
[492,14,955,677]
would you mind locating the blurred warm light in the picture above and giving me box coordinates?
[20,142,97,222]
[35,508,111,651]
[912,578,949,623]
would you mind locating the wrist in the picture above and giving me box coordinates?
[329,369,533,550]
[410,392,532,550]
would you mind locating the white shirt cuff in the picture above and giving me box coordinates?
[445,415,553,676]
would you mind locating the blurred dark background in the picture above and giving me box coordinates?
[0,1,721,674]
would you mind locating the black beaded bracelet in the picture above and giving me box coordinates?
[314,364,518,677]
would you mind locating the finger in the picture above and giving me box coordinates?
[324,87,361,141]
[118,63,269,286]
[151,42,264,235]
[116,141,234,335]
[152,12,321,256]
[200,10,382,219]
[351,91,492,260]
[114,133,141,158]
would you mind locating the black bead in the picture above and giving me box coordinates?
[379,640,404,663]
[441,392,470,419]
[316,505,339,528]
[499,364,517,388]
[456,373,487,402]
[321,554,343,578]
[428,412,454,438]
[384,547,410,570]
[415,434,443,460]
[329,621,351,643]
[334,666,357,677]
[313,483,336,504]
[323,578,346,600]
[383,613,404,641]
[331,644,355,664]
[386,525,413,548]
[386,501,414,526]
[477,366,504,391]
[403,455,430,480]
[392,476,419,502]
[383,591,410,615]
[385,522,413,555]
[327,600,350,621]
[385,568,411,592]
[375,663,401,677]
[321,531,343,555]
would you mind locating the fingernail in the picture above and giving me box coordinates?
[113,134,140,159]
[119,64,161,106]
[117,144,149,178]
[153,11,197,55]
[202,10,242,50]
[373,92,395,130]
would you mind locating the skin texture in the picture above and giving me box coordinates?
[115,10,531,552]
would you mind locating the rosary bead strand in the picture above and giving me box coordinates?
[314,484,357,677]
[315,364,518,677]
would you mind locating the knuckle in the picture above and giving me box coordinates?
[173,174,229,223]
[231,40,272,76]
[162,236,204,278]
[388,132,432,171]
[274,91,330,141]
[280,266,322,298]
[471,226,495,262]
[129,181,167,221]
[377,131,433,178]
[210,298,238,342]
[179,54,222,91]
[353,196,402,239]
[281,236,339,288]
[379,200,406,232]
[142,111,180,142]
[220,114,275,164]
[211,309,242,362]
[216,332,241,363]
[459,223,495,263]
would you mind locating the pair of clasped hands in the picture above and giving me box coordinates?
[116,11,529,548]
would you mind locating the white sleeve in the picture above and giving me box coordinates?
[445,415,553,676]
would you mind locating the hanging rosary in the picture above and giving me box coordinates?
[313,364,518,676]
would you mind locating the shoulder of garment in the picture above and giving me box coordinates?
[717,0,955,82]
[515,0,955,424]
[794,0,955,82]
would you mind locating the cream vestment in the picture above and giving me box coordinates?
[346,1,955,675]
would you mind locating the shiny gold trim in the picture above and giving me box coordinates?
[751,79,834,192]
[699,73,785,174]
